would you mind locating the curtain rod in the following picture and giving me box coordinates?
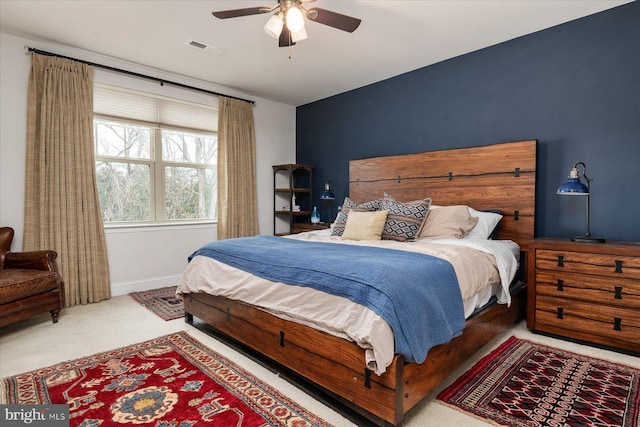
[27,47,255,105]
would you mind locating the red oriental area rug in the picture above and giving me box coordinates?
[437,336,640,427]
[129,286,184,321]
[1,332,334,427]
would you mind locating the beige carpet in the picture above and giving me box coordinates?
[1,295,637,426]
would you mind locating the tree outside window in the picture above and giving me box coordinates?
[94,118,217,224]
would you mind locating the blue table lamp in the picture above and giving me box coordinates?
[556,162,605,243]
[320,181,335,223]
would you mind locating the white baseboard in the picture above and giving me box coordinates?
[110,275,182,296]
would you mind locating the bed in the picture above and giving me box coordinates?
[179,139,537,426]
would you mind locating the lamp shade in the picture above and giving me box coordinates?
[291,26,308,43]
[264,14,284,39]
[557,177,589,195]
[557,164,589,195]
[285,6,305,32]
[320,189,335,199]
[320,181,335,199]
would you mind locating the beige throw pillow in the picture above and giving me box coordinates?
[419,205,479,239]
[341,210,389,241]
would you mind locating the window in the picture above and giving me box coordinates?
[93,85,218,224]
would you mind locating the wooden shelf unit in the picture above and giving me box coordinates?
[273,164,314,235]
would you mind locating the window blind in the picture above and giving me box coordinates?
[94,84,218,133]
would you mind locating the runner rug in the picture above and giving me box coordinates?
[129,286,184,321]
[0,332,334,427]
[437,336,640,427]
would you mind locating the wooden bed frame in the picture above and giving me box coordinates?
[184,140,538,426]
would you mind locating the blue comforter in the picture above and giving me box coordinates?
[189,235,465,363]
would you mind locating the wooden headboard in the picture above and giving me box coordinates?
[349,140,537,250]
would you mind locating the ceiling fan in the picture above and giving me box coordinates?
[212,0,361,47]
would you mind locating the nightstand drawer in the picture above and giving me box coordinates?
[535,271,640,309]
[536,249,640,280]
[535,295,640,351]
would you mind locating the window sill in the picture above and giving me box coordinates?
[104,221,216,234]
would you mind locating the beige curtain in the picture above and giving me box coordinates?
[24,53,111,306]
[216,97,258,239]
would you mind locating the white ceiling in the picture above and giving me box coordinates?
[0,0,631,106]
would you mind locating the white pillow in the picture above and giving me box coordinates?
[428,205,503,239]
[466,208,503,239]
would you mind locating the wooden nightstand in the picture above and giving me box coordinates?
[527,238,640,354]
[291,223,330,234]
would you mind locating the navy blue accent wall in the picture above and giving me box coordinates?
[296,2,640,242]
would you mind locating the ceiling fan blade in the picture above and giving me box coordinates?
[279,26,296,47]
[307,7,361,33]
[212,7,268,19]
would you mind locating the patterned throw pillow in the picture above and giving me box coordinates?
[380,193,432,241]
[331,197,382,237]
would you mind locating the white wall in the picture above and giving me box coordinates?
[0,32,296,296]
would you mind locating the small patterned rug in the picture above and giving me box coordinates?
[1,332,335,427]
[129,286,184,321]
[437,336,640,427]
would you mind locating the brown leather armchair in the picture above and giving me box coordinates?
[0,227,65,327]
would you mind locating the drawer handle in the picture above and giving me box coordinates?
[557,255,565,267]
[614,318,622,331]
[615,286,623,299]
[556,279,564,291]
[280,331,285,347]
[364,368,372,389]
[615,260,623,273]
[226,307,231,321]
[557,307,564,319]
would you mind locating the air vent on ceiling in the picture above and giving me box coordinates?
[185,39,226,56]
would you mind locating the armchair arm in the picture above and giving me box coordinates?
[4,250,58,272]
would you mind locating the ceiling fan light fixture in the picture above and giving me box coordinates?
[285,6,305,32]
[264,14,284,39]
[212,2,361,49]
[291,26,307,43]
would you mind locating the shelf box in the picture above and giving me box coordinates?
[273,164,314,235]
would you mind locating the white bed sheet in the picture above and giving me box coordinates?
[176,232,519,375]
